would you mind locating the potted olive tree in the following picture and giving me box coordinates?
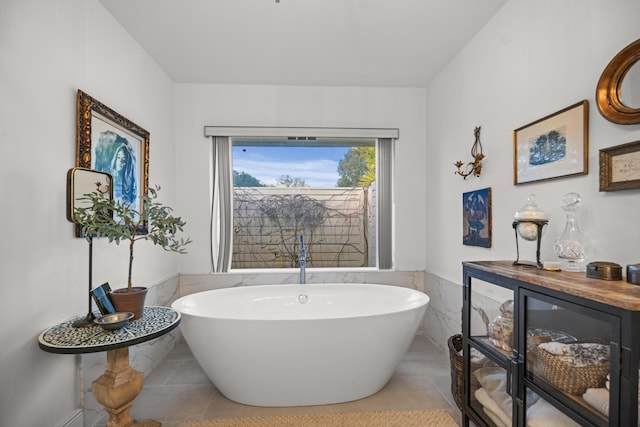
[75,185,191,319]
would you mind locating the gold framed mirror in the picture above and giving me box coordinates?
[596,38,640,124]
[66,167,113,229]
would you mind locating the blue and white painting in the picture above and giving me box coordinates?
[90,114,142,217]
[528,127,566,166]
[515,101,587,184]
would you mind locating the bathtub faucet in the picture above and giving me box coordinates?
[299,234,306,284]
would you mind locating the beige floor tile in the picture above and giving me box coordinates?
[166,359,212,385]
[131,383,218,421]
[143,359,182,386]
[164,341,197,361]
[126,334,461,426]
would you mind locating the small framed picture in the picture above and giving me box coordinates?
[514,100,588,185]
[462,187,491,248]
[600,140,640,191]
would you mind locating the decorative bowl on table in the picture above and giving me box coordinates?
[94,312,134,330]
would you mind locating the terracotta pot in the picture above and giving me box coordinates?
[110,287,148,320]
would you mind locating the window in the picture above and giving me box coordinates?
[205,127,397,272]
[232,137,376,269]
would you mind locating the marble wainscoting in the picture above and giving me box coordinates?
[422,272,463,351]
[422,271,511,352]
[179,269,425,295]
[82,274,181,427]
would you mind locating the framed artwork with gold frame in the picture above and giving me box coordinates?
[462,187,492,248]
[514,100,588,185]
[600,140,640,191]
[76,90,149,234]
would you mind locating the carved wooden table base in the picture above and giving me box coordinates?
[92,347,160,427]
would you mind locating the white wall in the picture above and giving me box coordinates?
[0,1,176,426]
[174,84,427,273]
[7,0,640,423]
[426,0,640,285]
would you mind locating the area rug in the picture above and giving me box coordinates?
[178,409,458,427]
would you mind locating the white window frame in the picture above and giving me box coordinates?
[205,126,398,272]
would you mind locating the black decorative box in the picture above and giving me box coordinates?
[586,262,622,281]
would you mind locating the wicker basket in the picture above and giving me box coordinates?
[535,346,609,395]
[447,334,464,410]
[449,307,492,409]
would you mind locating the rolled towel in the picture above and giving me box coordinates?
[583,388,609,416]
[470,347,487,364]
[474,367,508,395]
[475,387,511,427]
[483,405,510,427]
[526,397,581,427]
[605,372,640,392]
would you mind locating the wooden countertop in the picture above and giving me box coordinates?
[463,260,640,311]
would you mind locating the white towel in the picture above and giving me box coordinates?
[473,367,519,424]
[605,372,640,392]
[476,385,581,427]
[473,366,584,426]
[474,367,508,395]
[475,387,510,427]
[583,386,640,423]
[457,347,489,365]
[470,347,488,365]
[474,367,539,409]
[483,404,510,427]
[582,388,609,416]
[526,397,581,427]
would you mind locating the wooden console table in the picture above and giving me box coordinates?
[461,261,640,426]
[38,306,180,427]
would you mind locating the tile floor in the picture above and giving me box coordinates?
[125,333,462,426]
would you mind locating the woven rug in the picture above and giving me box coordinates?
[178,409,458,427]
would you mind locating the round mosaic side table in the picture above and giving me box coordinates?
[38,306,180,427]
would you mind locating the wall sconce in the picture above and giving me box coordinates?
[454,126,485,179]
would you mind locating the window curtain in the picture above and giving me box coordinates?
[210,136,232,272]
[377,138,393,270]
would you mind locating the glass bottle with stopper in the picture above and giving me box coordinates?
[512,194,549,269]
[554,192,591,272]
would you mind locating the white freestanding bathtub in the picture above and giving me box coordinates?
[171,283,429,407]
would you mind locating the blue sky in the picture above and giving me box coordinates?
[232,146,350,187]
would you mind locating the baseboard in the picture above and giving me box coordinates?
[55,409,83,427]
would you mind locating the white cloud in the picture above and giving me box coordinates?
[234,158,339,187]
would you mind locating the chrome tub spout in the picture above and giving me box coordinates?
[299,235,306,284]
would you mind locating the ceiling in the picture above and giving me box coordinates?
[99,0,507,88]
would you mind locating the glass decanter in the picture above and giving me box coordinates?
[554,192,591,272]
